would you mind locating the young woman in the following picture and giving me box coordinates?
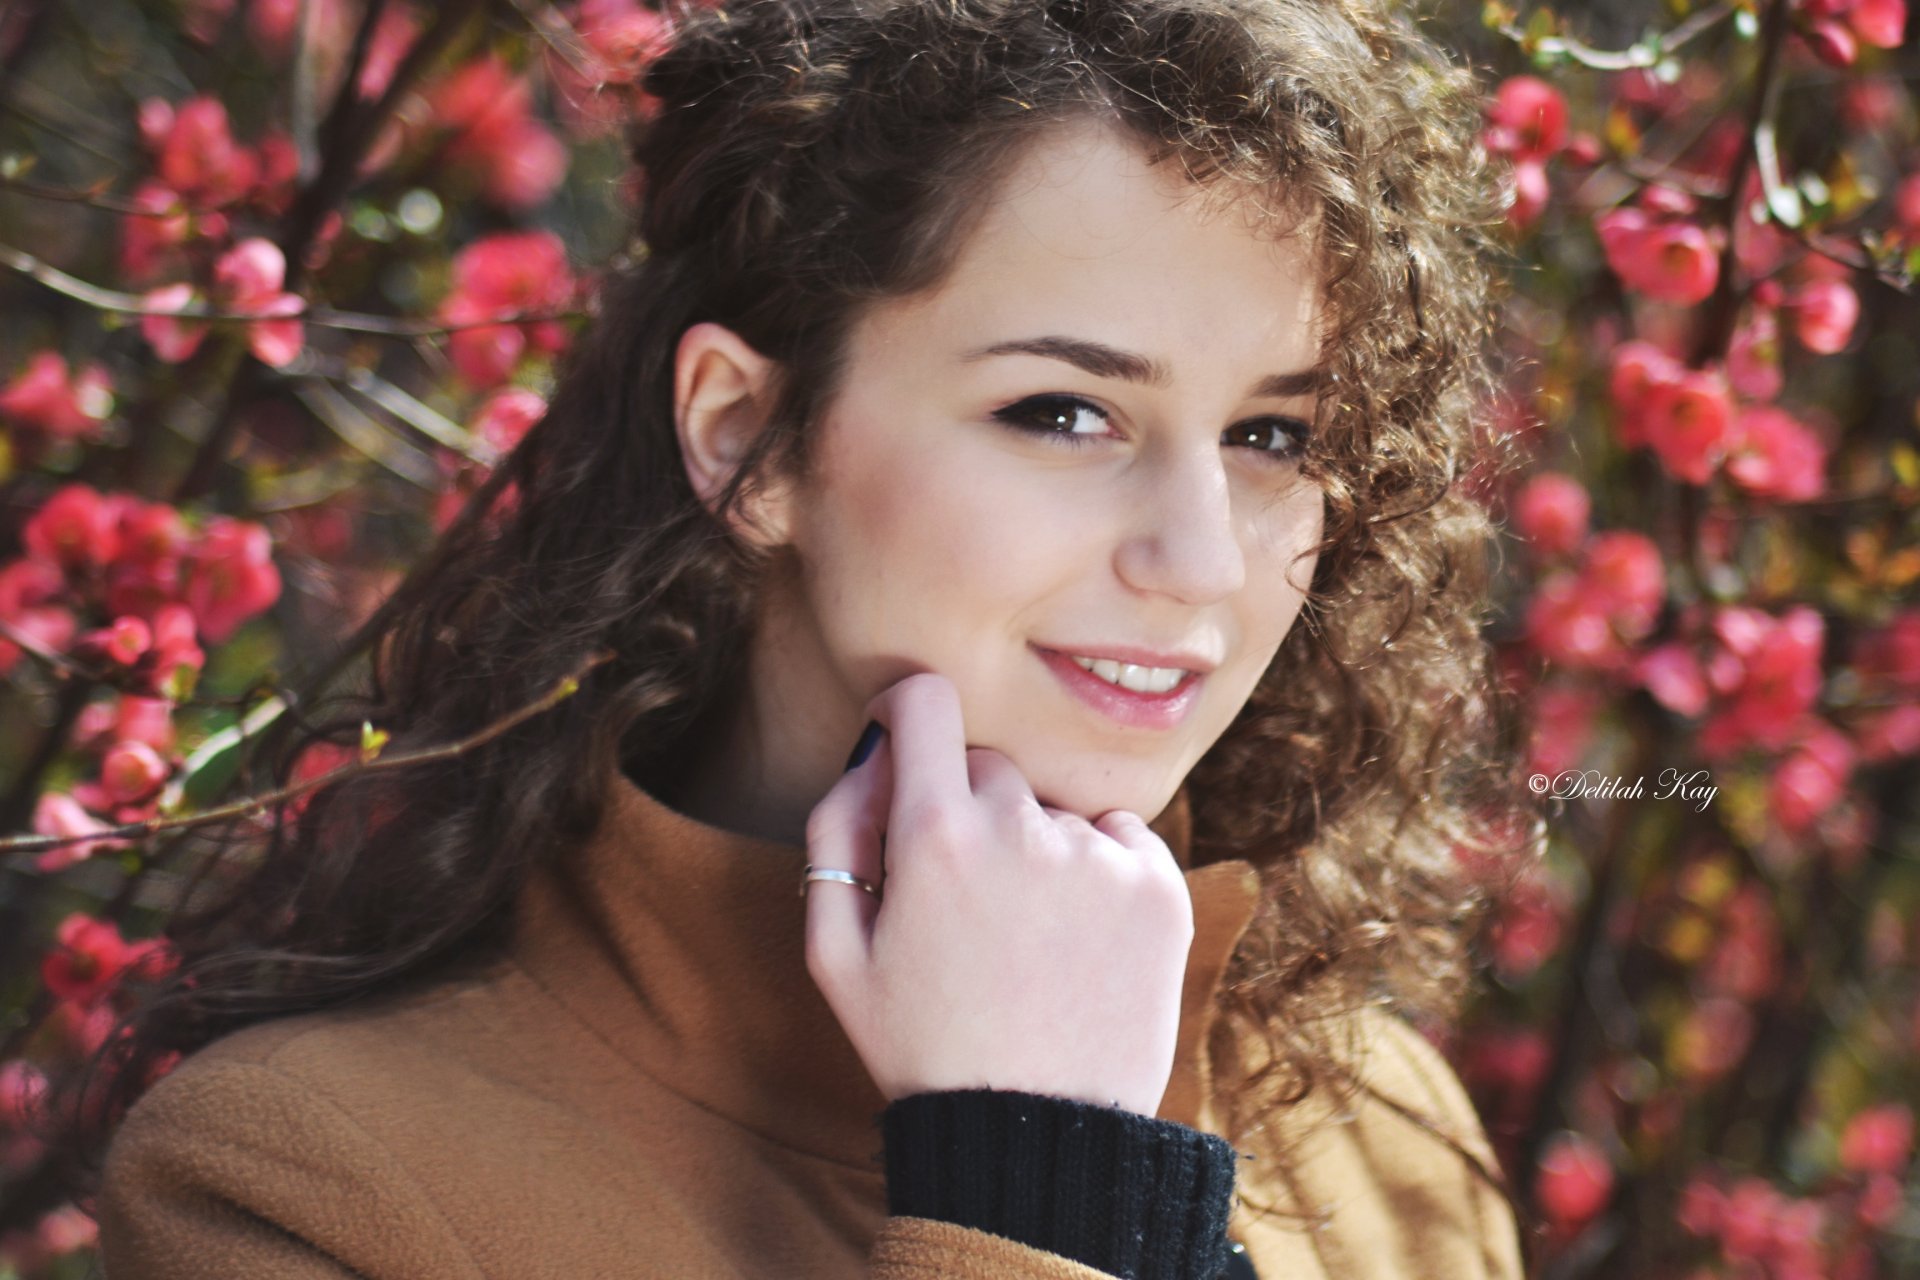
[67,0,1543,1276]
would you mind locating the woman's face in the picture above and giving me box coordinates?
[734,118,1327,826]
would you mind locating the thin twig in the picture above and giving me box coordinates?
[0,649,614,857]
[0,240,584,334]
[0,172,156,215]
[1496,3,1734,72]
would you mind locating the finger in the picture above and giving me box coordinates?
[965,746,1036,808]
[803,734,894,983]
[863,672,971,835]
[1093,809,1181,874]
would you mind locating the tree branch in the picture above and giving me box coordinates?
[1,649,613,858]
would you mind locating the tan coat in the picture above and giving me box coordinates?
[97,766,1527,1278]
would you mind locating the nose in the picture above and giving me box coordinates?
[1112,446,1247,604]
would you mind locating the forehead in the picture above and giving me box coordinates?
[873,116,1324,366]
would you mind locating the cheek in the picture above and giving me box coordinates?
[811,422,1086,611]
[1243,488,1324,640]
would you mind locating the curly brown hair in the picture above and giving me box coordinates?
[54,0,1543,1242]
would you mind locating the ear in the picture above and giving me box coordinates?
[673,322,791,547]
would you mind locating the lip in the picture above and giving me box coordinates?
[1033,644,1208,731]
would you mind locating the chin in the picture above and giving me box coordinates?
[1030,774,1175,825]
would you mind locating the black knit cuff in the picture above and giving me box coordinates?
[880,1088,1238,1280]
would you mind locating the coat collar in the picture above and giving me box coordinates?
[507,766,1262,1170]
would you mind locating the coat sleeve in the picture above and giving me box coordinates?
[96,1058,484,1280]
[864,1089,1240,1280]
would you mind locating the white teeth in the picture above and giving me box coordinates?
[1070,655,1187,694]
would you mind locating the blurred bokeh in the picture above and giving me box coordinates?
[0,1,1916,1277]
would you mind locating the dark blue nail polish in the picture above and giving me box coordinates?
[844,720,885,772]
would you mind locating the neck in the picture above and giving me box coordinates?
[662,587,864,849]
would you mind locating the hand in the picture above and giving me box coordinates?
[803,672,1195,1117]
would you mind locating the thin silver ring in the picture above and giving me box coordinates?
[801,865,882,900]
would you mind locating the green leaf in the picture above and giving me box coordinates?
[179,735,242,810]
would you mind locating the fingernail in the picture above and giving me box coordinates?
[843,720,885,772]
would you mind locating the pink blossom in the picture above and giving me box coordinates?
[1597,208,1721,305]
[1535,1132,1614,1228]
[1857,703,1920,762]
[1461,1027,1552,1102]
[1839,1104,1913,1175]
[22,483,122,572]
[76,693,178,756]
[1788,278,1859,354]
[119,180,196,282]
[1699,606,1826,757]
[0,559,75,677]
[213,238,306,367]
[1504,159,1550,230]
[144,603,207,700]
[31,792,131,874]
[1802,18,1860,67]
[1727,308,1783,400]
[1855,609,1920,691]
[1640,369,1737,485]
[0,351,113,440]
[1582,531,1665,640]
[357,5,422,100]
[1848,0,1908,47]
[549,0,673,136]
[428,56,569,210]
[77,615,153,668]
[1491,875,1565,980]
[40,914,143,1005]
[1725,405,1827,502]
[1677,1171,1726,1236]
[1525,572,1623,671]
[252,130,300,214]
[99,740,171,807]
[1608,339,1685,447]
[102,500,191,619]
[140,282,210,364]
[1857,1172,1902,1228]
[153,96,257,209]
[470,387,547,460]
[1485,76,1568,164]
[439,231,577,387]
[1513,472,1590,557]
[1636,641,1710,717]
[184,517,282,644]
[1526,683,1601,777]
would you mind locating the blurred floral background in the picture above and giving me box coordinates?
[0,0,1914,1277]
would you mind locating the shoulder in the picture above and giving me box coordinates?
[1225,1004,1529,1280]
[100,1008,486,1279]
[99,966,527,1279]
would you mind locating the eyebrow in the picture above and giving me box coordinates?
[960,335,1328,399]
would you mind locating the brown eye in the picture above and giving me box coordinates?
[1227,418,1311,462]
[991,394,1111,444]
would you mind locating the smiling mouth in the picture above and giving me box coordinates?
[1032,645,1207,730]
